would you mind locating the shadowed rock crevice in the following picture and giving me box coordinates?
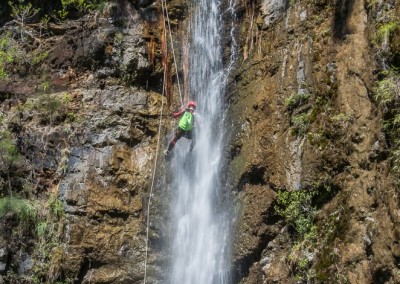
[373,267,392,284]
[237,166,266,192]
[233,211,281,283]
[333,0,355,39]
[77,257,90,284]
[97,211,131,221]
[232,238,270,282]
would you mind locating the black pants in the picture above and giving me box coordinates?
[167,127,195,152]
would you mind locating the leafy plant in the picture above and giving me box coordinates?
[30,194,65,283]
[36,221,48,238]
[59,0,109,19]
[49,196,65,219]
[275,188,319,281]
[374,70,400,106]
[0,130,20,195]
[0,32,15,79]
[285,92,310,110]
[374,21,399,47]
[329,113,354,127]
[308,128,328,150]
[8,0,40,40]
[40,14,51,36]
[373,69,400,176]
[0,197,37,222]
[114,32,123,45]
[291,113,311,136]
[36,82,66,125]
[275,188,316,236]
[0,31,48,78]
[31,49,48,65]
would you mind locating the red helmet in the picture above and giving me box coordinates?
[188,101,197,109]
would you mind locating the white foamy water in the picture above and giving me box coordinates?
[169,0,236,283]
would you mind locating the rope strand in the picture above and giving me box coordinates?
[143,66,165,284]
[163,0,184,107]
[143,1,183,282]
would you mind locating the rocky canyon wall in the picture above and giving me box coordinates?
[0,1,173,283]
[229,0,400,283]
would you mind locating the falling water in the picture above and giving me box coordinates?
[169,0,235,283]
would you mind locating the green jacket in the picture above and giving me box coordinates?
[178,111,194,131]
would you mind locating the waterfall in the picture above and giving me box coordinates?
[168,0,235,283]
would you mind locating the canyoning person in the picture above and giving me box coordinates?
[164,101,197,156]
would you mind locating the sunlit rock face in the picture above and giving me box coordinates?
[260,0,288,27]
[228,0,400,283]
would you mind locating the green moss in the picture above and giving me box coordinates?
[0,130,21,195]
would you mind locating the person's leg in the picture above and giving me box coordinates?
[188,130,195,152]
[166,128,182,153]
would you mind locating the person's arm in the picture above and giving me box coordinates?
[173,108,185,118]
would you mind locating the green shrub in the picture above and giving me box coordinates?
[308,128,328,149]
[0,31,48,78]
[8,1,40,26]
[0,197,37,222]
[275,188,316,236]
[0,130,20,195]
[374,69,400,176]
[285,92,310,110]
[0,131,19,163]
[36,221,48,238]
[59,0,109,19]
[276,188,318,281]
[291,113,311,136]
[374,21,399,47]
[0,32,15,79]
[49,196,65,219]
[374,70,400,105]
[329,113,353,128]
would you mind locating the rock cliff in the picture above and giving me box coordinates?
[0,1,169,283]
[229,0,400,283]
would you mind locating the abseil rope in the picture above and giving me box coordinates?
[143,1,183,282]
[143,68,165,284]
[162,0,184,107]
